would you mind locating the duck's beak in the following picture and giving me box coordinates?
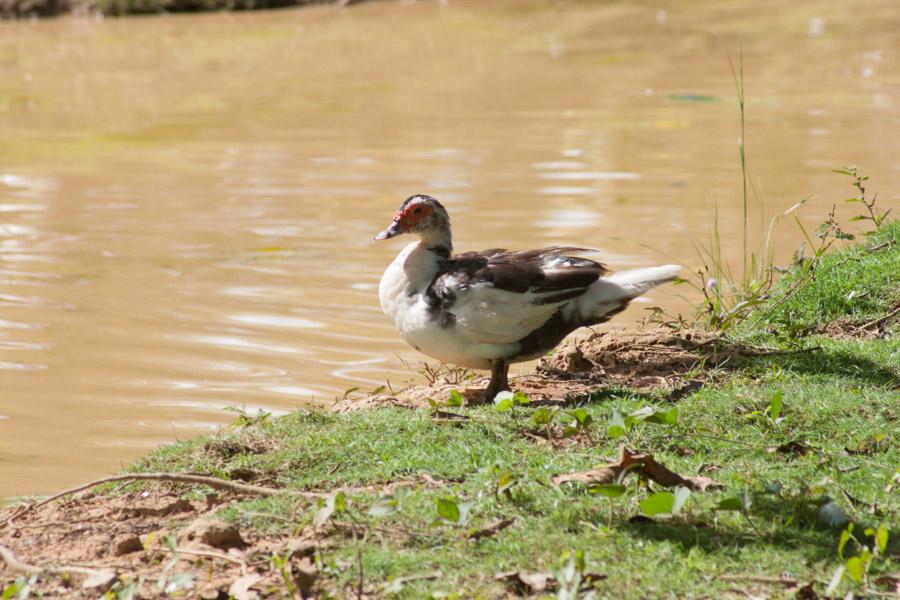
[374,220,403,241]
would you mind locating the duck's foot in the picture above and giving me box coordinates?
[482,359,510,403]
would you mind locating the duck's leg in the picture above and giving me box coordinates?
[483,359,510,403]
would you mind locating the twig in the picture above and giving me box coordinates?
[867,240,891,252]
[0,544,42,575]
[860,305,900,331]
[355,545,364,600]
[379,571,442,591]
[170,546,247,576]
[0,543,110,578]
[1,472,324,529]
[718,573,798,585]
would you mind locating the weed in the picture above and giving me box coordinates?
[836,165,892,234]
[223,405,272,429]
[827,522,891,595]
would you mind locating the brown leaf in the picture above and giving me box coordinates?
[467,517,515,540]
[874,575,900,594]
[495,571,555,593]
[552,446,724,491]
[698,463,722,474]
[228,574,263,600]
[794,582,820,600]
[683,475,725,492]
[81,570,117,591]
[766,440,809,456]
[551,466,618,487]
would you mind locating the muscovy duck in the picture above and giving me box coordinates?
[375,194,680,402]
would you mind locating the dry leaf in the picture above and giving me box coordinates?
[81,570,117,591]
[467,518,515,540]
[767,440,809,456]
[495,570,555,593]
[552,446,724,491]
[228,574,262,600]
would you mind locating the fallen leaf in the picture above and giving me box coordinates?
[874,575,900,594]
[767,440,809,456]
[228,574,262,600]
[81,570,117,591]
[551,446,724,491]
[495,571,555,593]
[794,582,820,599]
[467,518,515,540]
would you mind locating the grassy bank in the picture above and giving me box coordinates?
[1,222,897,598]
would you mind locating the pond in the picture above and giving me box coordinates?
[0,0,898,497]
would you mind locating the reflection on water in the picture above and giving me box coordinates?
[1,0,899,497]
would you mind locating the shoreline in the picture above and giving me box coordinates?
[1,222,897,597]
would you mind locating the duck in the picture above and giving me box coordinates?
[375,194,680,402]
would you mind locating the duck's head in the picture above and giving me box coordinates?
[374,195,451,244]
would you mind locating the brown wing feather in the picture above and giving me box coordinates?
[427,247,607,315]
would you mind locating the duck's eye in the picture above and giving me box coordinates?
[412,207,423,215]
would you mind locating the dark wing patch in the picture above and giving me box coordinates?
[450,247,606,294]
[425,247,607,322]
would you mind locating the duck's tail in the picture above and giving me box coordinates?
[563,264,681,324]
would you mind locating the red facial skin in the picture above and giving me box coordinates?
[395,204,434,230]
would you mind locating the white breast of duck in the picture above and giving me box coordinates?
[375,195,681,371]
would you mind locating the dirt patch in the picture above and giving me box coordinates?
[333,328,745,411]
[0,470,460,598]
[1,492,242,597]
[817,302,900,340]
[1,328,749,597]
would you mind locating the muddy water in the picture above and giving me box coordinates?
[1,0,898,497]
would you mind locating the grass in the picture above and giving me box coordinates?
[118,222,900,598]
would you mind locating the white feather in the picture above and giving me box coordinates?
[566,264,681,322]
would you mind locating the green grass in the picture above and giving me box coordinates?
[128,224,900,598]
[752,221,900,335]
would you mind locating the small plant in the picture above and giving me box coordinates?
[428,389,466,410]
[835,165,891,234]
[493,390,530,413]
[491,466,520,499]
[102,576,142,600]
[554,550,602,600]
[562,408,594,436]
[607,405,678,439]
[745,389,785,427]
[714,489,761,535]
[1,576,37,600]
[589,483,627,528]
[419,362,477,385]
[827,522,890,594]
[224,405,272,429]
[314,490,347,527]
[640,486,691,518]
[433,496,473,526]
[271,551,300,598]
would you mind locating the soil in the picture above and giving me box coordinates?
[0,328,748,598]
[333,328,739,411]
[815,302,900,340]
